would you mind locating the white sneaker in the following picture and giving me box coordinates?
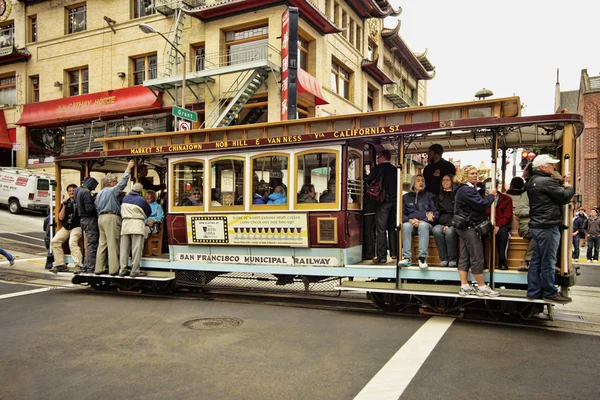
[398,258,412,266]
[587,259,592,263]
[418,258,428,269]
[594,260,598,263]
[477,285,500,297]
[459,285,477,296]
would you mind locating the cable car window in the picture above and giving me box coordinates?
[173,161,204,208]
[296,151,337,205]
[251,154,289,206]
[210,157,245,207]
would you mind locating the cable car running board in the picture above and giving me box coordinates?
[335,286,552,304]
[70,272,175,281]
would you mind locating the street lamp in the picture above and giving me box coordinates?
[139,23,186,130]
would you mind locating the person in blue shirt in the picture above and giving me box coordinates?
[268,186,287,204]
[253,188,268,204]
[144,190,164,236]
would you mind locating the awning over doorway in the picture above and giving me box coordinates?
[16,86,163,127]
[297,68,328,106]
[0,110,13,149]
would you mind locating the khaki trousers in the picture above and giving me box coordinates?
[51,227,83,267]
[119,234,144,275]
[95,214,121,274]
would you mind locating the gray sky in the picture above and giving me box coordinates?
[389,0,599,115]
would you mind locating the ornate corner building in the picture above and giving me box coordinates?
[0,0,435,170]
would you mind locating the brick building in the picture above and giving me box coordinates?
[560,69,600,211]
[0,0,435,172]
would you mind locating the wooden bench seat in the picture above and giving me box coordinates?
[409,234,529,270]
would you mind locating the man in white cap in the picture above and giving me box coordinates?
[526,154,574,303]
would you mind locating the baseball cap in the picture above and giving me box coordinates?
[532,154,559,168]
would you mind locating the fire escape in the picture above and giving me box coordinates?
[148,1,279,128]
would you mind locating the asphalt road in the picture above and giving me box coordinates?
[1,281,599,400]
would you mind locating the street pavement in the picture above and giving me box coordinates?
[2,207,600,399]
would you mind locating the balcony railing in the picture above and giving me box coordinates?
[194,43,281,72]
[384,83,417,108]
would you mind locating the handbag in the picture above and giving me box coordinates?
[475,220,494,239]
[452,213,470,229]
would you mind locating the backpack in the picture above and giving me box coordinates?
[366,171,386,203]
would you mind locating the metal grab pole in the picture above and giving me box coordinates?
[396,137,404,289]
[562,154,571,277]
[489,132,498,288]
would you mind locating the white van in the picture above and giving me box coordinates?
[0,167,55,214]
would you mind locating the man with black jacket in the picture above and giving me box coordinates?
[572,210,587,261]
[74,177,99,274]
[365,150,398,263]
[526,155,574,303]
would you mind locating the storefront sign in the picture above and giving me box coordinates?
[186,213,309,247]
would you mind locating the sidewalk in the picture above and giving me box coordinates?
[573,245,599,264]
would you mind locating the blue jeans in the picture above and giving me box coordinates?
[586,236,599,261]
[0,247,14,262]
[402,221,432,260]
[572,235,580,259]
[527,227,560,299]
[432,225,458,262]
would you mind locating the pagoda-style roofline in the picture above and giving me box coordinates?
[345,0,402,19]
[184,0,341,35]
[361,58,394,85]
[382,20,435,80]
[0,46,31,67]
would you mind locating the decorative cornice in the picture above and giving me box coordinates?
[361,57,394,85]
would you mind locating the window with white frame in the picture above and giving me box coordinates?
[132,54,157,85]
[0,75,16,105]
[67,4,86,34]
[0,22,14,48]
[331,60,351,100]
[67,67,89,96]
[133,0,155,18]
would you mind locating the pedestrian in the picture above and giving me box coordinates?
[365,150,398,263]
[119,183,152,277]
[400,174,437,268]
[50,184,83,273]
[74,176,99,273]
[94,160,134,275]
[584,208,600,263]
[432,174,458,267]
[573,209,587,261]
[0,247,15,266]
[453,165,499,297]
[423,144,457,195]
[526,154,574,303]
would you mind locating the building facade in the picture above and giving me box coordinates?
[0,0,435,173]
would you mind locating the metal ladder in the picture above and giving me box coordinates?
[163,7,187,77]
[203,68,269,128]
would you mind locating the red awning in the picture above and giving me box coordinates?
[17,86,163,127]
[298,68,329,106]
[0,110,13,149]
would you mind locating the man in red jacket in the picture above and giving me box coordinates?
[487,192,513,270]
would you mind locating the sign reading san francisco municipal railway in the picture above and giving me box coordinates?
[174,253,339,266]
[186,213,309,247]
